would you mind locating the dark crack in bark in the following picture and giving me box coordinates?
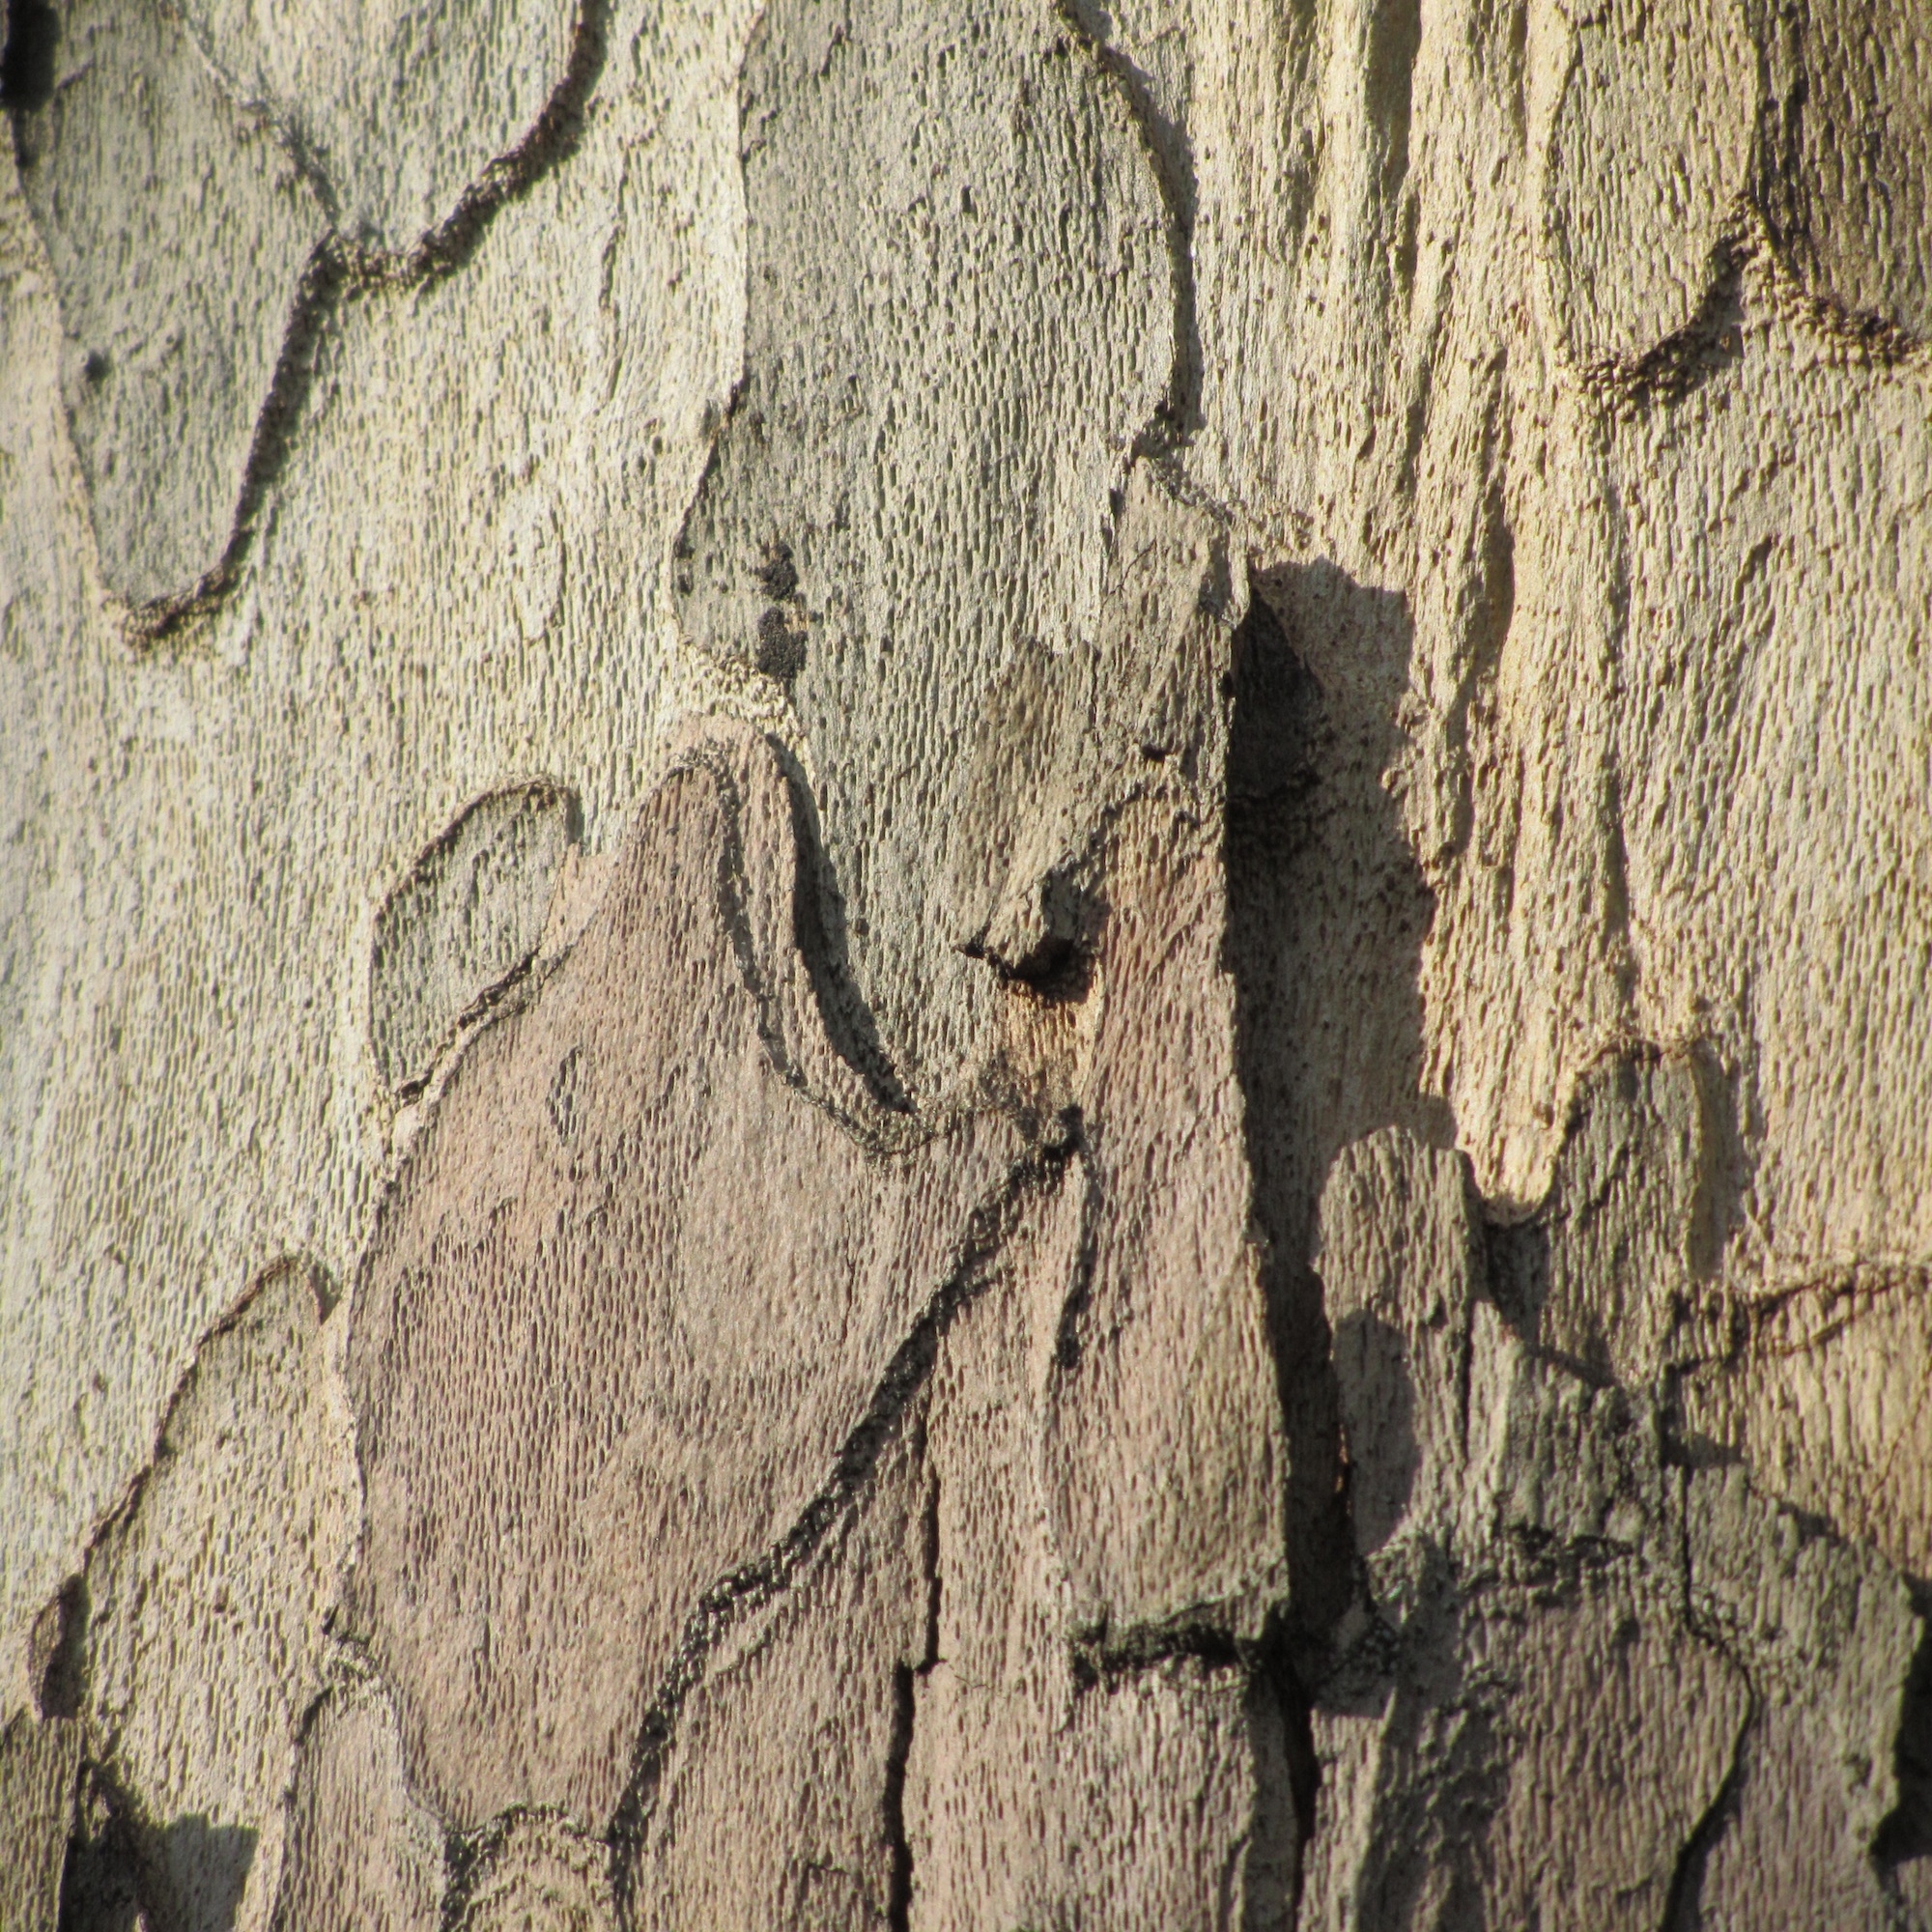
[1659,1690,1756,1932]
[603,1125,1078,1926]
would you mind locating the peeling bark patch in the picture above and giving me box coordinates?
[7,0,329,612]
[671,0,1172,1098]
[592,1382,935,1929]
[369,780,580,1098]
[605,1132,1067,1920]
[1483,1585,1748,1930]
[174,0,582,254]
[1299,1117,1922,1928]
[1054,0,1203,446]
[1486,1044,1734,1387]
[272,1670,445,1932]
[1682,1467,1919,1922]
[901,1197,1296,1930]
[347,726,1035,1833]
[1679,1268,1932,1605]
[6,0,1932,1908]
[17,1260,355,1932]
[1757,0,1932,340]
[5,0,607,627]
[1541,0,1755,370]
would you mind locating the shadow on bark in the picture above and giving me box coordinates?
[60,1788,256,1932]
[1219,563,1455,1910]
[1223,561,1448,1656]
[1878,1590,1932,1883]
[0,0,57,109]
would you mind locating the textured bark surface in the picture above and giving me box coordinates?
[2,0,1930,1924]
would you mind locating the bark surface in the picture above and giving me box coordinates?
[2,0,1930,1924]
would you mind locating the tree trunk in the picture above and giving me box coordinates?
[2,0,1929,1924]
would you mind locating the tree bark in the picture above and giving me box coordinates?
[2,0,1929,1924]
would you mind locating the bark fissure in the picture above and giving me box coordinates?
[1658,1690,1756,1932]
[605,1128,1077,1920]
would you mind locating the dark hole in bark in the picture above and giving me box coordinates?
[32,1574,87,1720]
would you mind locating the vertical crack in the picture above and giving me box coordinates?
[1278,1651,1321,1932]
[919,1468,943,1682]
[883,1466,940,1931]
[605,1128,1075,1926]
